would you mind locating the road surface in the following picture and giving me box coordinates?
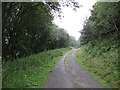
[44,49,102,88]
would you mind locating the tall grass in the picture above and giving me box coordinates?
[75,41,119,88]
[2,48,71,88]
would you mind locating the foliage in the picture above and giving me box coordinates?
[77,2,119,88]
[80,2,119,46]
[75,44,118,88]
[2,48,71,88]
[2,2,51,60]
[2,2,76,61]
[48,25,69,49]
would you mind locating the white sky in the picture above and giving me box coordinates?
[53,0,96,40]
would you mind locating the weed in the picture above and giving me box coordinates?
[75,42,118,88]
[2,48,71,88]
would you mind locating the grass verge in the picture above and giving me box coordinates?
[64,49,73,64]
[75,45,118,88]
[2,48,71,88]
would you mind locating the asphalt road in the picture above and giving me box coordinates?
[44,49,102,88]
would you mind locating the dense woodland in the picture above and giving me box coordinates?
[2,2,79,61]
[80,2,119,48]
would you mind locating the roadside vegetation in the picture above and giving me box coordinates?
[2,1,79,88]
[75,43,118,88]
[64,49,73,64]
[2,2,78,61]
[2,1,119,89]
[75,2,119,88]
[2,48,71,88]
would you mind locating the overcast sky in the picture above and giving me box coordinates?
[53,0,96,40]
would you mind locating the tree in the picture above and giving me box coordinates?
[2,2,53,60]
[2,1,80,61]
[80,2,119,47]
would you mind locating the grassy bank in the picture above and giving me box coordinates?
[75,42,118,88]
[2,48,71,88]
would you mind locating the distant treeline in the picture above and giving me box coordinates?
[2,2,78,61]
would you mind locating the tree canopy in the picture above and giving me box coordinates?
[80,2,119,47]
[2,2,78,61]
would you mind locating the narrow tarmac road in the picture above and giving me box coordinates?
[44,49,102,88]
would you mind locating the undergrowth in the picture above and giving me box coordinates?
[75,39,119,88]
[2,48,71,88]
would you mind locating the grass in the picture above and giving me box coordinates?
[2,47,71,88]
[64,49,73,64]
[75,43,119,88]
